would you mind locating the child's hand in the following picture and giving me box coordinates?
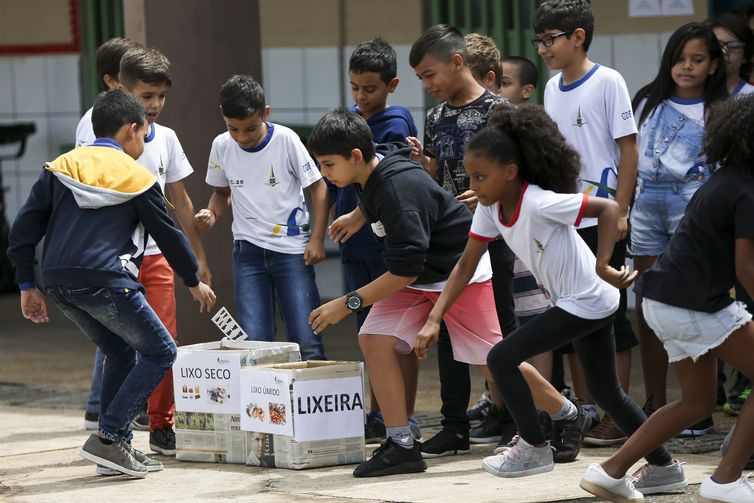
[304,240,325,265]
[406,136,428,168]
[20,288,49,324]
[309,298,350,335]
[597,264,638,289]
[414,318,441,359]
[188,282,216,313]
[194,208,216,231]
[329,210,365,244]
[456,190,479,212]
[197,259,212,287]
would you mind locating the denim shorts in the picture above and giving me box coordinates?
[642,298,752,363]
[630,178,703,257]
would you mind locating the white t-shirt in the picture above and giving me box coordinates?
[409,251,493,292]
[635,97,705,129]
[75,108,194,256]
[544,64,637,228]
[205,123,322,254]
[469,183,619,320]
[733,79,754,97]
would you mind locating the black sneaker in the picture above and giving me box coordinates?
[420,429,470,458]
[677,416,714,438]
[642,396,657,418]
[353,438,427,477]
[364,412,386,443]
[149,427,176,456]
[539,410,553,439]
[551,400,591,463]
[470,414,505,444]
[130,410,149,431]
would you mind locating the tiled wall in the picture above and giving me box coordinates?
[262,44,427,135]
[0,54,81,223]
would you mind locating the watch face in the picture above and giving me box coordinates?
[347,295,361,310]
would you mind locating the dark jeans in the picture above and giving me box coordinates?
[47,286,176,441]
[487,306,672,466]
[343,259,388,330]
[437,239,516,435]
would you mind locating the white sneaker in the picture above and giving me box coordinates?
[699,474,754,503]
[493,434,519,455]
[632,460,687,494]
[580,463,644,502]
[482,437,553,478]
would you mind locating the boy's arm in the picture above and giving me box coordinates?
[304,178,328,265]
[614,134,638,241]
[582,197,637,288]
[167,180,212,286]
[414,238,486,358]
[329,206,366,243]
[194,187,231,230]
[309,271,417,334]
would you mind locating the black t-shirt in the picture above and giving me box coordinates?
[636,167,754,312]
[423,90,510,196]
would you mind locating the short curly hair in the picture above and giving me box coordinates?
[467,104,581,194]
[465,33,502,89]
[704,94,754,176]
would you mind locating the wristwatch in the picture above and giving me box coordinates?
[345,291,363,312]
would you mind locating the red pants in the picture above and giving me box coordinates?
[139,254,177,430]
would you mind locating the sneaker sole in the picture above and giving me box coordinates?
[579,480,643,502]
[636,478,687,495]
[421,448,470,459]
[79,448,147,478]
[149,443,176,456]
[583,436,628,447]
[353,460,427,478]
[470,435,502,444]
[482,458,553,478]
[95,465,122,476]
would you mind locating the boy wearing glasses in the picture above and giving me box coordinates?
[532,0,641,451]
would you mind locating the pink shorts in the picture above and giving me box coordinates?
[359,280,502,365]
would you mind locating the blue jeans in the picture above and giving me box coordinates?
[233,240,325,360]
[86,348,105,415]
[46,286,176,441]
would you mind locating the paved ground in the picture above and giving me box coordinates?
[0,293,739,502]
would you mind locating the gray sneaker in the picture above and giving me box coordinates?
[96,446,163,475]
[80,434,147,478]
[482,438,554,478]
[632,460,687,495]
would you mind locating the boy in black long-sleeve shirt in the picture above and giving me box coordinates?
[306,108,502,477]
[8,90,215,478]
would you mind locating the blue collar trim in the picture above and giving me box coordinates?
[669,95,704,105]
[559,64,600,92]
[732,79,746,97]
[241,122,274,153]
[91,138,124,151]
[145,123,156,143]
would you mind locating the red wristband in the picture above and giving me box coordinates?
[209,208,220,220]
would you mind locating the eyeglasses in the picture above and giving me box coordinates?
[530,31,573,49]
[719,40,746,53]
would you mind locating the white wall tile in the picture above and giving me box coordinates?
[47,115,78,156]
[263,48,305,110]
[0,59,14,114]
[269,110,306,126]
[14,116,49,174]
[613,34,661,97]
[589,35,613,68]
[13,57,47,114]
[45,55,81,114]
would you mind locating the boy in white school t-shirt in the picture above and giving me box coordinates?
[76,46,212,459]
[194,75,328,361]
[533,0,639,445]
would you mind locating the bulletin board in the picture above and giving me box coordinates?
[0,0,79,54]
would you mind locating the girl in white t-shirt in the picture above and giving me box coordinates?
[630,23,728,419]
[708,13,754,97]
[414,104,681,488]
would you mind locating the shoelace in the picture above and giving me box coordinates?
[740,473,754,494]
[499,438,527,466]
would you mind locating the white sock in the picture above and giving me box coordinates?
[550,399,578,421]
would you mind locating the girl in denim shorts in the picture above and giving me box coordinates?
[629,23,728,418]
[581,94,754,503]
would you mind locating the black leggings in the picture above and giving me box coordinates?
[487,307,672,467]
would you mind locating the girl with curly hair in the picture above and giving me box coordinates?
[581,94,754,503]
[414,104,679,483]
[629,23,728,430]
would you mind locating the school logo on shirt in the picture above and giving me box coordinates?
[158,156,165,176]
[534,237,546,253]
[265,166,279,187]
[209,161,222,171]
[371,221,386,238]
[572,107,588,128]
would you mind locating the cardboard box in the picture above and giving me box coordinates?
[173,340,301,463]
[241,361,366,469]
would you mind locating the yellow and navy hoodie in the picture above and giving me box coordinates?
[8,138,199,291]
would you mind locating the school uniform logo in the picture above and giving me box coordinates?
[265,165,279,187]
[533,237,546,253]
[158,156,165,176]
[572,107,588,128]
[371,221,386,237]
